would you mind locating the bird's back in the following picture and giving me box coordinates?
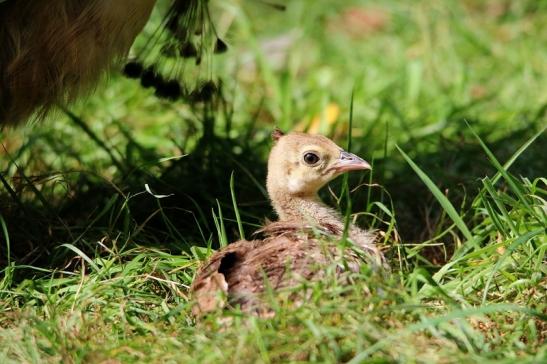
[191,227,340,316]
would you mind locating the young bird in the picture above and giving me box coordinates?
[191,129,385,316]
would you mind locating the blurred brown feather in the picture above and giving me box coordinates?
[0,0,156,126]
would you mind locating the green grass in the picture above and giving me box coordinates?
[1,0,546,362]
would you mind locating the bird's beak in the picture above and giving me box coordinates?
[330,151,371,173]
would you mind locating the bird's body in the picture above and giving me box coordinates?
[191,130,385,316]
[191,233,327,316]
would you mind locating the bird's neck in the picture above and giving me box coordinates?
[270,190,343,229]
[268,189,380,259]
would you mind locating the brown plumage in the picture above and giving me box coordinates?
[191,129,386,316]
[0,0,155,125]
[0,0,223,126]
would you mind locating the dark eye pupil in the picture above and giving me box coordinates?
[304,153,319,164]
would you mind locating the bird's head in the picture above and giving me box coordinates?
[267,129,371,199]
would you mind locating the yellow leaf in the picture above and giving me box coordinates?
[295,103,340,133]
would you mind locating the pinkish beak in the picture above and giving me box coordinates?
[330,151,371,173]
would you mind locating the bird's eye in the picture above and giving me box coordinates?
[303,152,320,165]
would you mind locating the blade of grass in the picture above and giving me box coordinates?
[342,90,354,242]
[0,215,15,292]
[489,125,546,187]
[482,177,517,234]
[212,200,228,247]
[0,215,10,266]
[396,146,474,243]
[230,172,245,240]
[61,243,101,273]
[467,123,535,215]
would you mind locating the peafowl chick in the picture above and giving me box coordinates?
[191,129,386,316]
